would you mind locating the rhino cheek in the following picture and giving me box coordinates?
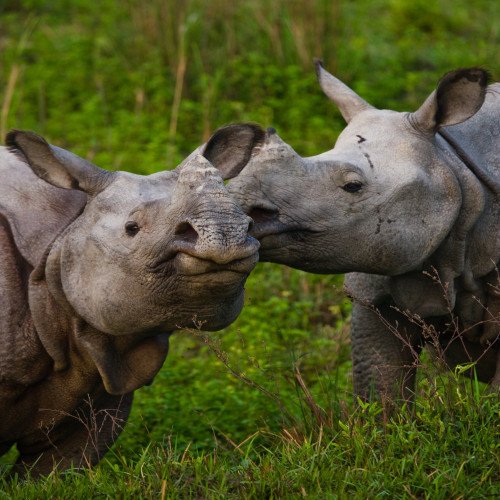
[63,259,177,335]
[58,233,153,334]
[354,174,461,274]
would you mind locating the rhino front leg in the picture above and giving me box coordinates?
[350,302,422,409]
[13,392,133,477]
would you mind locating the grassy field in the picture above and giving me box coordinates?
[1,0,499,497]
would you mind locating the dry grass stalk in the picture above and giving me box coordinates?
[1,64,21,139]
[168,20,187,143]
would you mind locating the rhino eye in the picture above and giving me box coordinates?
[125,221,140,236]
[342,181,363,193]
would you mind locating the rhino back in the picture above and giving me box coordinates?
[0,146,85,393]
[0,146,87,267]
[0,213,52,390]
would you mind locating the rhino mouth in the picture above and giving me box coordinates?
[173,252,258,276]
[256,230,320,254]
[149,251,258,277]
[248,207,318,243]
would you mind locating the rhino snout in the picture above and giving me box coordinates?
[166,214,259,273]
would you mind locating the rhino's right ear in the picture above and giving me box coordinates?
[6,130,116,195]
[410,68,489,133]
[202,124,266,180]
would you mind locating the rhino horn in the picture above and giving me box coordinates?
[6,130,116,195]
[315,59,374,123]
[410,68,489,132]
[175,154,227,196]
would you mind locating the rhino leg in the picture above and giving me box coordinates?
[437,334,499,385]
[13,392,133,477]
[350,302,423,409]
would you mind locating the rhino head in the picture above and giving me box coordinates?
[229,65,489,278]
[6,124,264,393]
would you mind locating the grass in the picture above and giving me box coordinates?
[1,264,498,498]
[0,376,498,498]
[1,0,499,497]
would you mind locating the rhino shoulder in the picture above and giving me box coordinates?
[0,147,86,266]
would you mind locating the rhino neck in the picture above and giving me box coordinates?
[28,234,74,373]
[389,135,497,321]
[74,321,170,395]
[436,82,500,278]
[439,128,500,195]
[436,133,499,277]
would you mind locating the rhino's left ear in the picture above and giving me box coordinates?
[411,68,489,133]
[6,130,115,196]
[202,124,266,179]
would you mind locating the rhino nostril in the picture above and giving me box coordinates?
[248,219,254,232]
[125,221,140,237]
[248,206,279,224]
[175,222,198,242]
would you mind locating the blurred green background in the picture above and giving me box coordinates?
[1,0,498,172]
[0,1,499,496]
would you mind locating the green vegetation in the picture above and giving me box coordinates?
[1,382,498,498]
[1,0,499,497]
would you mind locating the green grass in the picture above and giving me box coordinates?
[1,372,498,498]
[1,0,499,497]
[1,264,499,498]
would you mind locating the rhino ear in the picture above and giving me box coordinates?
[315,59,374,123]
[411,68,489,133]
[202,124,266,179]
[6,130,115,195]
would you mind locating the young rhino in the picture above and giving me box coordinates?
[229,65,500,405]
[0,125,264,475]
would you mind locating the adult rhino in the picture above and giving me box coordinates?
[228,65,499,405]
[0,124,265,475]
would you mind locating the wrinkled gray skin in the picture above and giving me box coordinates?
[229,65,500,406]
[0,124,264,475]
